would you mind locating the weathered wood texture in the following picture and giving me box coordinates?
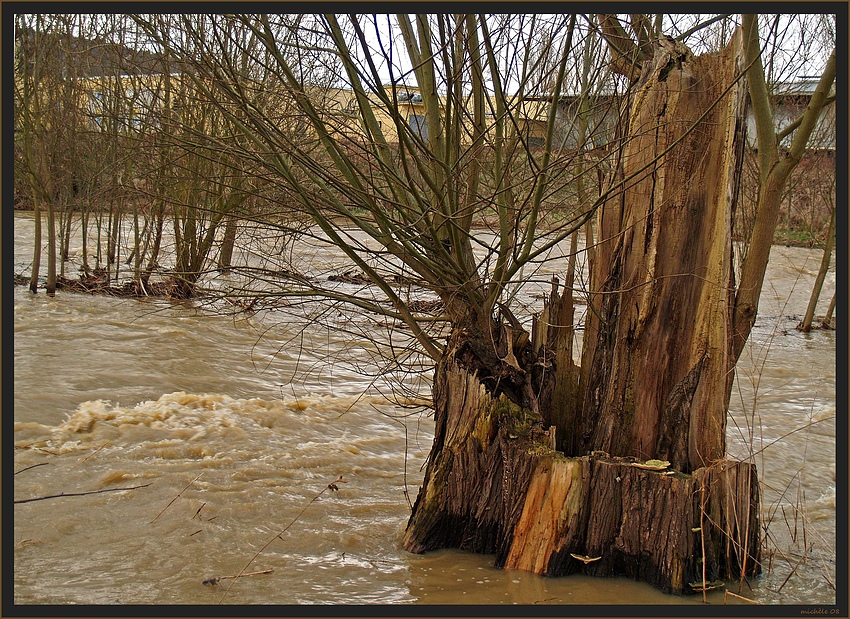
[579,32,747,472]
[402,359,544,561]
[505,455,760,593]
[404,363,760,594]
[539,276,581,454]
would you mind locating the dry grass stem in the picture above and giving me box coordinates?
[13,539,43,551]
[82,442,110,462]
[776,543,814,593]
[150,473,203,524]
[217,475,346,604]
[724,590,761,604]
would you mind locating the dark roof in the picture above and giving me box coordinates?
[773,78,834,99]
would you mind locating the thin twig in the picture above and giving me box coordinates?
[724,590,761,604]
[150,473,203,524]
[371,403,413,510]
[82,441,110,462]
[217,475,346,604]
[776,543,814,593]
[14,463,49,475]
[15,483,152,504]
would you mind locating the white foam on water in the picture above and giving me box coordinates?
[15,391,431,476]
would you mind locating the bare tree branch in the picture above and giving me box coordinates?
[15,483,152,504]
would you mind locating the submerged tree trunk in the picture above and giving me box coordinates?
[29,197,42,294]
[59,196,73,276]
[141,202,165,287]
[402,356,538,560]
[404,32,760,594]
[81,207,91,275]
[218,214,238,273]
[733,15,836,361]
[798,205,835,332]
[822,292,836,329]
[45,196,57,296]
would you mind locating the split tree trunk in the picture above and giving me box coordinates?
[404,32,760,594]
[578,33,747,472]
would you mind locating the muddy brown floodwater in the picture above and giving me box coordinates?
[12,213,836,606]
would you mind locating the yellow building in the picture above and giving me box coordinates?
[316,83,550,150]
[16,24,554,157]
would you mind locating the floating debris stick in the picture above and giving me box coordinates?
[203,569,274,586]
[689,579,726,592]
[14,463,49,476]
[15,483,152,504]
[631,459,671,471]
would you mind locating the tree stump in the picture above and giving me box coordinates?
[403,362,760,595]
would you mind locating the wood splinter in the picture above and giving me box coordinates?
[570,553,602,564]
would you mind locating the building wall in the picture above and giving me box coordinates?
[745,98,835,151]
